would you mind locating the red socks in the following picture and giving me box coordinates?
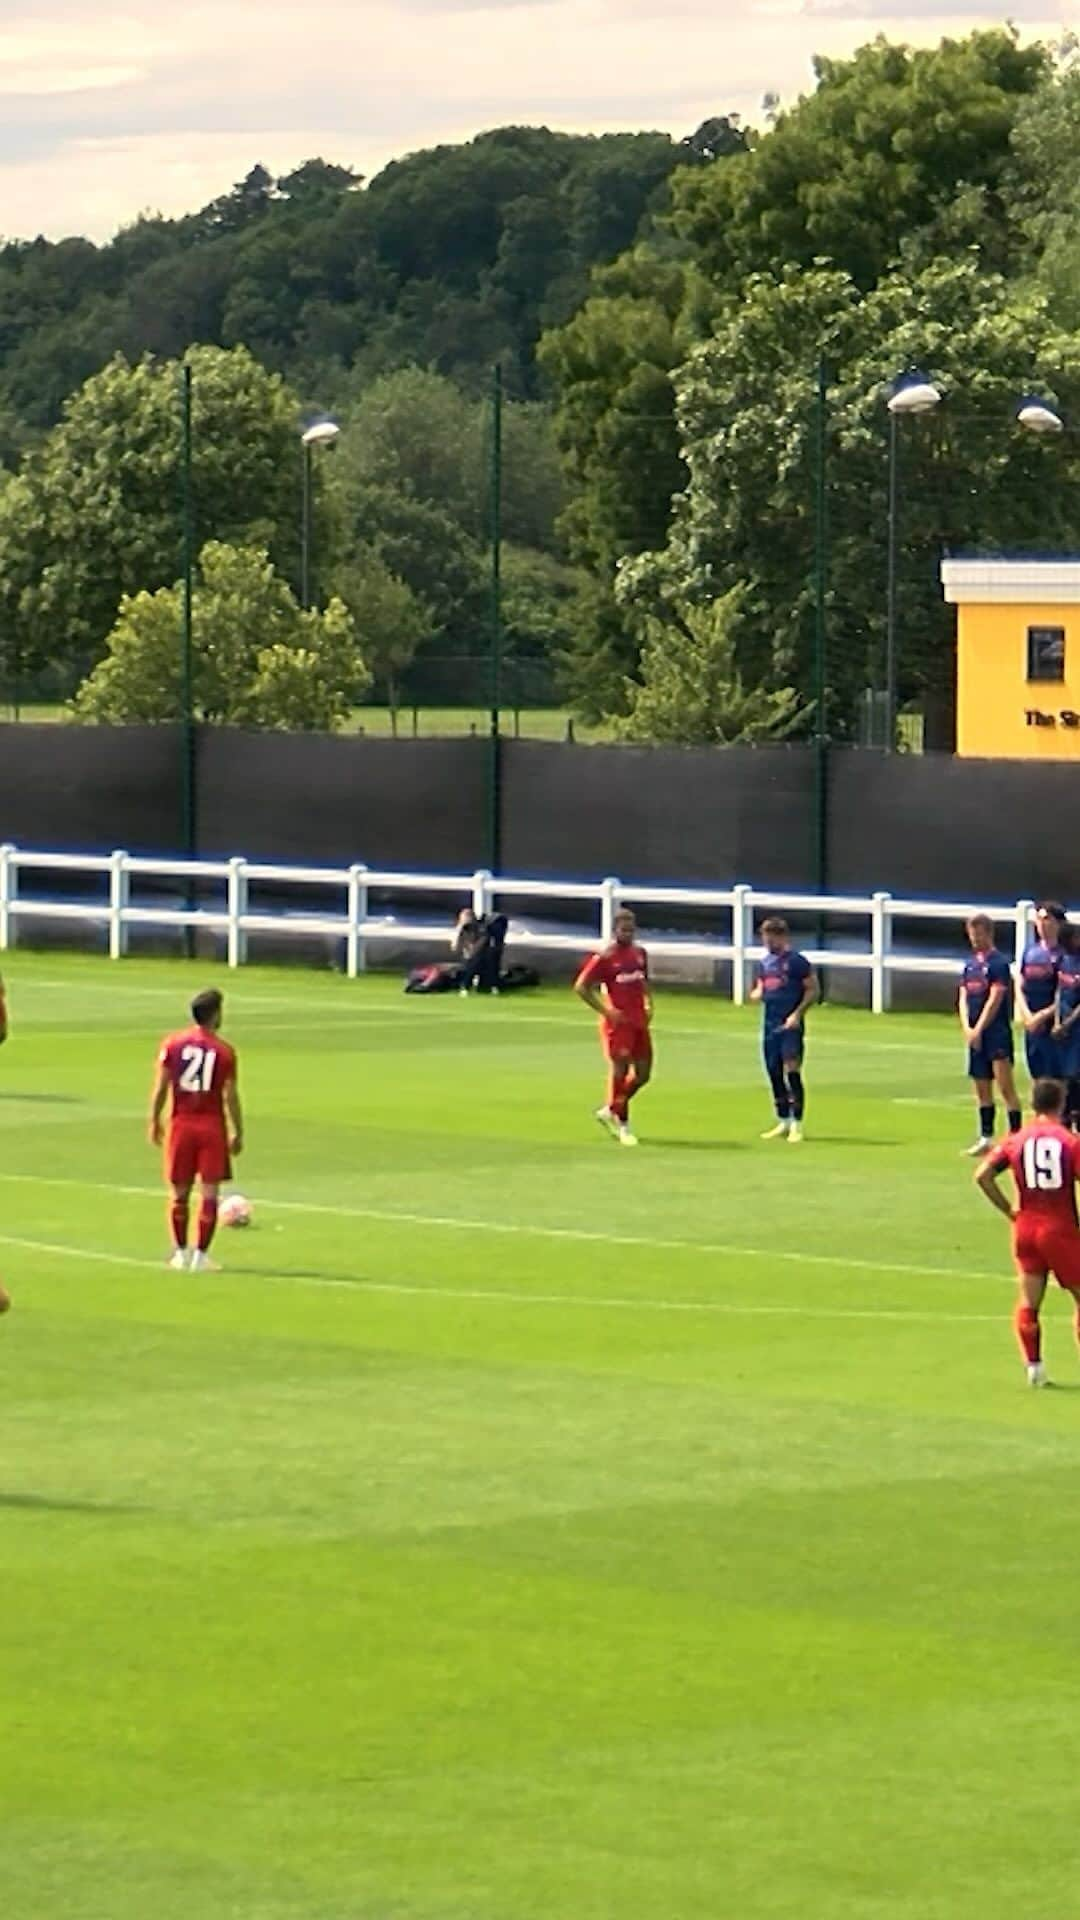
[170,1199,189,1251]
[197,1198,219,1254]
[606,1069,628,1122]
[606,1064,641,1123]
[1014,1303,1041,1366]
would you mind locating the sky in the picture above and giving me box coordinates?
[0,0,1075,243]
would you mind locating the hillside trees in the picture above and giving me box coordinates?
[72,541,368,730]
[542,28,1080,730]
[0,345,307,689]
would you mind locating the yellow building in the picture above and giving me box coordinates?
[942,557,1080,759]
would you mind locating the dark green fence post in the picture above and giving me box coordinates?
[813,358,830,973]
[180,362,198,959]
[487,364,504,874]
[181,362,196,864]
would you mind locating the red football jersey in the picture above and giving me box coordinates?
[987,1120,1080,1227]
[158,1026,236,1122]
[575,943,650,1021]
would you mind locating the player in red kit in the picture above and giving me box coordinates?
[574,907,652,1147]
[975,1077,1080,1386]
[149,988,243,1272]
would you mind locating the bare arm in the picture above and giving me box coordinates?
[574,958,611,1020]
[225,1073,243,1155]
[749,980,763,1004]
[782,972,818,1030]
[1015,980,1053,1033]
[1054,990,1080,1040]
[974,1159,1015,1221]
[969,982,1005,1044]
[575,978,609,1018]
[148,1065,170,1146]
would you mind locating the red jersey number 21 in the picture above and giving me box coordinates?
[178,1045,216,1094]
[1023,1136,1064,1191]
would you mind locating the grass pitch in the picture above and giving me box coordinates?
[2,954,1079,1920]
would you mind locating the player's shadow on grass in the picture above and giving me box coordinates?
[811,1134,903,1148]
[0,1092,82,1104]
[644,1138,748,1153]
[0,1492,143,1514]
[238,1263,375,1287]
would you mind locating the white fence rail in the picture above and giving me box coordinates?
[0,842,1042,1013]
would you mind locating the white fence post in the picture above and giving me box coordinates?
[0,850,1047,1008]
[600,877,620,945]
[108,850,130,960]
[1013,898,1034,979]
[227,858,248,969]
[347,864,368,977]
[871,891,892,1014]
[0,844,14,952]
[731,884,753,1004]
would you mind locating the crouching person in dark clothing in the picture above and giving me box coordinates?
[454,909,508,995]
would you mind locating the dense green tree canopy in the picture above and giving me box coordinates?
[72,541,368,730]
[671,29,1046,290]
[11,45,1080,740]
[0,122,716,453]
[541,30,1080,729]
[634,258,1080,727]
[0,345,306,687]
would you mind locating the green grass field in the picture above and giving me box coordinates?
[4,705,609,740]
[2,953,1077,1919]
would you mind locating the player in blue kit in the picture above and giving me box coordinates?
[1052,924,1080,1129]
[750,917,818,1144]
[1016,902,1066,1084]
[959,913,1021,1156]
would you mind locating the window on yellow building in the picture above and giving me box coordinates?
[1027,626,1066,682]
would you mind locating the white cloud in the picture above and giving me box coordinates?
[0,0,1072,239]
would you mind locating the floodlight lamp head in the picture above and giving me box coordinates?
[301,419,341,447]
[1017,398,1064,435]
[887,375,942,417]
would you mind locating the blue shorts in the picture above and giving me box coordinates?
[1025,1030,1063,1082]
[968,1027,1014,1081]
[764,1027,805,1074]
[1058,1030,1080,1082]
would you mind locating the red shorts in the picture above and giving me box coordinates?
[1013,1220,1080,1290]
[601,1019,653,1064]
[166,1120,231,1189]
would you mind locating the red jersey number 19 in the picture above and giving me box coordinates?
[1023,1135,1064,1191]
[179,1045,216,1094]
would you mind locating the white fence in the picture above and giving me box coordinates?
[0,842,1042,1013]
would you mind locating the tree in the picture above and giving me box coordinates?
[1004,43,1080,327]
[276,160,361,204]
[334,366,563,552]
[71,541,368,730]
[678,117,749,165]
[336,368,484,535]
[501,545,585,658]
[617,584,810,745]
[670,30,1047,291]
[331,479,488,658]
[632,257,1080,730]
[0,344,308,688]
[335,549,432,731]
[538,248,695,713]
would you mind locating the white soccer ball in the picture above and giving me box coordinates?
[220,1193,252,1229]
